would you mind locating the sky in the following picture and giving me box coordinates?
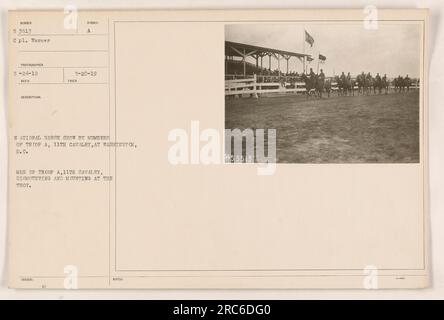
[225,23,421,78]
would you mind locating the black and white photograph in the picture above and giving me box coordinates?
[225,23,422,163]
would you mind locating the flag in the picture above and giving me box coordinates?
[305,30,314,47]
[318,54,326,61]
[306,56,314,62]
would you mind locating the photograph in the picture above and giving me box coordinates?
[0,3,441,306]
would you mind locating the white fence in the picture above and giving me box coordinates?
[225,75,306,97]
[225,74,419,97]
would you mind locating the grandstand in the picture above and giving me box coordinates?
[225,41,310,79]
[225,59,263,78]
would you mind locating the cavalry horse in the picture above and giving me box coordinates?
[356,74,365,95]
[334,76,345,96]
[301,73,316,98]
[301,74,328,99]
[364,75,373,95]
[404,77,412,92]
[381,77,389,94]
[343,77,355,96]
[394,77,404,92]
[373,76,383,94]
[315,75,326,98]
[324,78,332,98]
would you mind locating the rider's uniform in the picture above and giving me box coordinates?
[309,71,316,81]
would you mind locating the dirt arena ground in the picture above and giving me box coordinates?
[225,91,420,163]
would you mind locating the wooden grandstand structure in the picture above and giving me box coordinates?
[225,41,310,78]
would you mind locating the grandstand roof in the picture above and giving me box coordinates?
[225,41,310,59]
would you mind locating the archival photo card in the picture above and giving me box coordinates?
[7,9,428,289]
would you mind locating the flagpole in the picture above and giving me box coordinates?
[317,51,320,74]
[302,30,306,74]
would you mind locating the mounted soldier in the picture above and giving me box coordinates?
[319,68,325,81]
[404,74,411,92]
[339,72,346,96]
[365,72,373,95]
[382,73,389,94]
[375,73,382,94]
[301,71,315,98]
[344,72,354,96]
[357,71,366,95]
[396,75,403,92]
[309,68,316,82]
[316,69,326,98]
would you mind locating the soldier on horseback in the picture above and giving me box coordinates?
[319,69,325,81]
[317,69,326,98]
[357,71,365,95]
[365,72,373,95]
[345,72,353,96]
[382,73,388,94]
[375,73,382,94]
[339,72,346,96]
[396,75,403,92]
[301,69,315,98]
[309,68,316,82]
[404,74,411,92]
[320,69,331,98]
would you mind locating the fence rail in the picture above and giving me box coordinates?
[225,74,419,97]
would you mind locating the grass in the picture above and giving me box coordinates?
[225,91,420,163]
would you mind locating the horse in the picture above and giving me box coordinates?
[324,78,332,98]
[344,77,355,96]
[381,77,389,94]
[334,76,346,96]
[394,77,404,92]
[404,77,411,92]
[374,76,383,94]
[315,75,326,98]
[356,74,365,95]
[364,75,373,95]
[301,74,329,99]
[301,73,317,98]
